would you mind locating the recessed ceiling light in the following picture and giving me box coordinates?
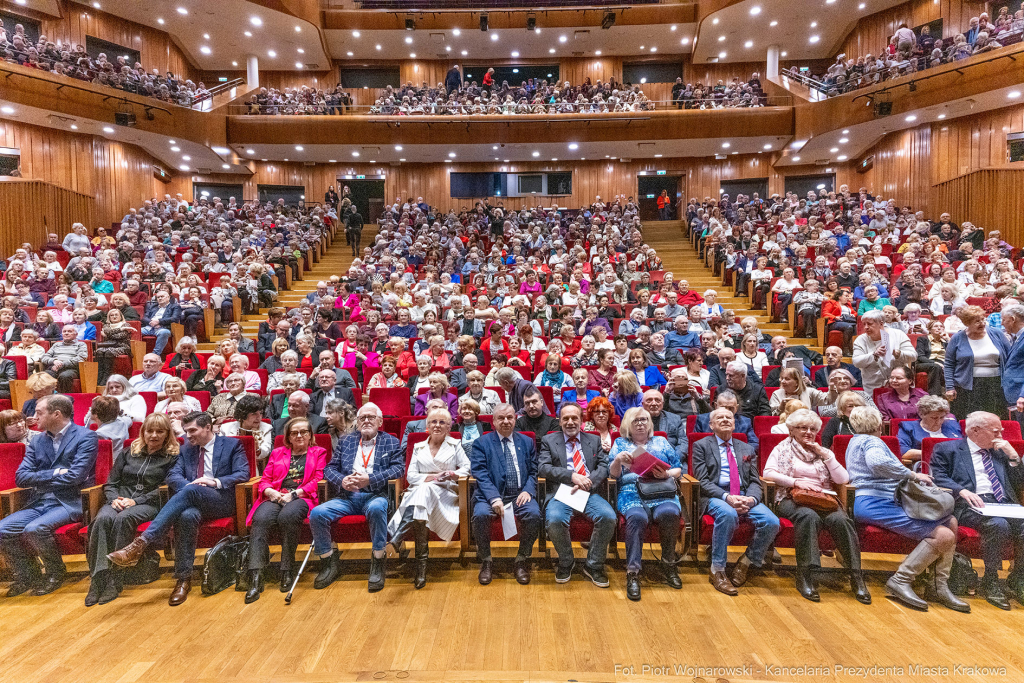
[839,138,849,144]
[244,31,252,37]
[809,35,821,44]
[203,33,210,39]
[298,48,305,54]
[1009,91,1022,99]
[719,35,726,42]
[352,30,360,38]
[295,145,303,151]
[250,16,262,26]
[681,37,690,44]
[532,151,540,157]
[559,35,567,42]
[444,159,451,163]
[905,114,917,122]
[352,151,360,157]
[346,52,353,56]
[770,20,778,27]
[722,142,731,148]
[329,159,337,163]
[396,145,403,151]
[763,143,772,149]
[171,146,181,152]
[842,129,850,134]
[446,46,452,52]
[409,53,416,58]
[810,21,817,27]
[549,48,555,53]
[651,46,658,52]
[750,6,761,15]
[595,50,602,55]
[246,149,255,154]
[179,165,189,171]
[177,7,188,16]
[719,51,727,58]
[399,158,406,162]
[448,152,456,158]
[858,2,866,8]
[376,44,382,51]
[829,147,838,153]
[268,50,276,57]
[222,164,230,169]
[157,18,164,24]
[103,126,114,133]
[182,155,191,161]
[0,106,14,115]
[792,156,800,161]
[296,62,304,68]
[200,46,211,55]
[781,51,788,56]
[405,36,413,44]
[937,113,946,119]
[70,124,78,129]
[490,33,499,41]
[568,143,579,150]
[837,155,848,160]
[452,28,461,36]
[511,51,519,57]
[551,158,558,161]
[462,50,469,55]
[745,40,753,48]
[169,140,176,144]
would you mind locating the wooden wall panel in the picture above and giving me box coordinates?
[36,0,199,82]
[930,103,1024,183]
[0,179,94,256]
[859,125,933,210]
[932,169,1024,245]
[840,0,988,61]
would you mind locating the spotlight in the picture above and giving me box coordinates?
[405,17,415,31]
[526,15,536,31]
[602,11,616,29]
[480,14,488,31]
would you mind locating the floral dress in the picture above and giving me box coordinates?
[609,435,682,514]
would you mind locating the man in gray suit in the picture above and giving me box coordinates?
[642,390,688,473]
[691,408,779,596]
[538,403,616,588]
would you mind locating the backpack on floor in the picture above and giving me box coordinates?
[947,552,979,596]
[201,535,249,595]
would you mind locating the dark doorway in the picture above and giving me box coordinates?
[638,174,682,221]
[784,173,836,199]
[341,179,386,224]
[193,182,244,203]
[257,184,305,207]
[720,177,768,202]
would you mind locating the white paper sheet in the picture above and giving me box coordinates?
[502,502,518,539]
[970,503,1024,519]
[554,483,590,512]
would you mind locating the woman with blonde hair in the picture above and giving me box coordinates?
[609,370,643,417]
[85,413,179,606]
[771,399,809,434]
[769,367,828,414]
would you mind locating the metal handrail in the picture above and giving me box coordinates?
[191,78,246,108]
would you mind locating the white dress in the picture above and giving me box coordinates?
[387,436,470,542]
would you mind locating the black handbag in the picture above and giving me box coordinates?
[636,476,677,501]
[201,535,250,595]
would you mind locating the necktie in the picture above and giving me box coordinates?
[724,442,741,496]
[568,438,587,475]
[980,449,1006,502]
[502,437,519,498]
[197,444,206,478]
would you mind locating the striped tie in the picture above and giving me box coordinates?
[568,438,587,476]
[980,449,1006,503]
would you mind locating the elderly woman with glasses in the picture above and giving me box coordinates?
[609,406,683,601]
[267,350,308,393]
[244,416,328,603]
[896,395,963,462]
[763,409,869,603]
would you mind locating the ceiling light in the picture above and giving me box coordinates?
[491,33,499,41]
[452,28,461,36]
[763,143,772,149]
[268,50,276,57]
[551,158,558,161]
[179,165,189,171]
[203,33,210,40]
[212,146,229,154]
[352,30,360,37]
[937,113,946,119]
[295,61,303,68]
[462,50,468,55]
[444,159,451,163]
[244,31,252,37]
[532,151,540,157]
[745,40,753,48]
[182,155,191,161]
[169,140,176,144]
[858,2,866,8]
[750,6,761,15]
[549,48,555,53]
[559,35,567,42]
[0,106,14,115]
[295,145,304,151]
[405,36,413,44]
[70,124,78,130]
[837,155,848,160]
[719,51,727,58]
[809,35,820,43]
[399,158,406,162]
[568,143,579,150]
[346,52,353,57]
[842,129,850,134]
[1010,91,1022,99]
[811,21,818,27]
[654,154,663,158]
[177,7,188,15]
[681,37,690,44]
[352,151,360,157]
[157,18,164,24]
[298,48,305,54]
[246,149,255,154]
[713,18,719,24]
[250,16,262,27]
[103,126,114,133]
[671,25,677,31]
[171,146,181,152]
[222,164,230,169]
[905,114,917,122]
[792,156,801,161]
[396,145,403,151]
[409,53,416,58]
[722,142,731,148]
[377,44,382,50]
[828,147,839,153]
[781,51,788,56]
[651,46,659,52]
[595,50,602,55]
[511,51,519,57]
[719,35,726,41]
[200,46,211,55]
[770,20,778,27]
[448,152,456,158]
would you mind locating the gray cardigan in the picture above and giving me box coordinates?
[845,434,913,498]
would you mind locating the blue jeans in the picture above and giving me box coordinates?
[623,501,680,573]
[471,497,541,562]
[545,494,616,571]
[141,484,236,579]
[309,491,389,555]
[142,325,172,355]
[0,500,78,580]
[705,497,780,573]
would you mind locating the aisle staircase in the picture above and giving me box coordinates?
[641,220,809,348]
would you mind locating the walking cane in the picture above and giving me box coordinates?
[285,544,315,605]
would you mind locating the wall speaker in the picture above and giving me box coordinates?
[115,111,136,127]
[873,101,892,117]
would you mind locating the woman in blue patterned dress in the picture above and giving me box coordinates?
[609,406,683,601]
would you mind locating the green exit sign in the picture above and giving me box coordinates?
[656,170,666,175]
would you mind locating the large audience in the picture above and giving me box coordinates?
[2,178,1024,613]
[0,19,209,107]
[793,8,1024,97]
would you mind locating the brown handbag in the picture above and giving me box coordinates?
[791,487,839,513]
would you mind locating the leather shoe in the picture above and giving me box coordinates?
[850,571,871,604]
[983,579,1011,611]
[795,567,820,602]
[513,559,530,585]
[368,554,386,593]
[85,573,105,607]
[98,578,120,606]
[662,561,682,589]
[279,570,293,593]
[709,570,738,596]
[168,578,191,606]
[626,571,641,601]
[245,570,263,604]
[730,553,753,587]
[1006,573,1024,605]
[478,560,493,585]
[107,537,149,568]
[33,573,64,596]
[313,550,340,590]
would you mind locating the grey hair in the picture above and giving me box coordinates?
[860,310,885,324]
[495,367,517,384]
[105,374,138,399]
[280,350,299,362]
[359,401,384,418]
[785,408,822,431]
[726,360,748,374]
[965,410,998,431]
[289,391,310,405]
[1002,303,1024,321]
[916,395,950,416]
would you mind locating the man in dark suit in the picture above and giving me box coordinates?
[108,411,249,605]
[448,353,478,394]
[813,346,864,388]
[515,387,558,447]
[0,395,98,596]
[271,391,327,439]
[694,390,759,454]
[691,408,779,596]
[930,412,1024,610]
[469,403,541,586]
[707,349,760,389]
[141,289,182,357]
[309,402,404,593]
[724,361,771,418]
[643,390,688,473]
[309,371,356,417]
[538,403,614,587]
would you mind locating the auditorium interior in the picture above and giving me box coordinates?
[2,1,1024,682]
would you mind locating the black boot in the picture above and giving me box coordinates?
[368,553,386,593]
[85,571,106,607]
[99,569,121,605]
[313,550,340,590]
[795,566,820,602]
[850,570,871,604]
[413,522,428,590]
[245,569,263,604]
[279,567,294,593]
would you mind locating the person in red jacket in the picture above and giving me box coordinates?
[675,280,705,308]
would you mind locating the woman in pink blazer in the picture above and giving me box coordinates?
[243,416,329,603]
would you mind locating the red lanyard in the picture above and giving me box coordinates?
[359,441,375,469]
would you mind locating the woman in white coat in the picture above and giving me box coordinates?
[387,407,470,589]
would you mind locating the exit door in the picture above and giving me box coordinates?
[338,179,386,224]
[638,175,682,221]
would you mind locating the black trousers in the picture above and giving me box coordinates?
[45,366,80,393]
[777,497,861,570]
[957,497,1024,576]
[349,230,362,256]
[247,498,310,571]
[88,502,159,575]
[916,359,945,395]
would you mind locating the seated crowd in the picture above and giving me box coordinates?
[791,8,1024,97]
[0,20,210,107]
[2,189,1024,618]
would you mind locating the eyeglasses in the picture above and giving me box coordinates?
[633,418,650,425]
[591,409,609,415]
[289,429,311,436]
[357,415,379,423]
